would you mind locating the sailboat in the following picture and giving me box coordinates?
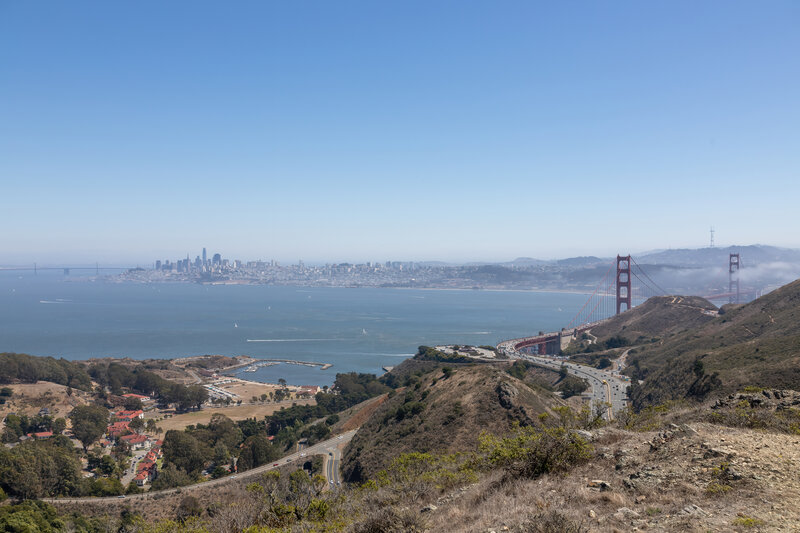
[234,323,238,328]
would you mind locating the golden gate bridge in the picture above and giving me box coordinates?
[504,252,750,356]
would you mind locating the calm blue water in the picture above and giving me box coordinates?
[0,271,587,386]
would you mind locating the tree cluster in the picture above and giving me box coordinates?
[1,413,66,443]
[0,353,93,390]
[89,362,207,411]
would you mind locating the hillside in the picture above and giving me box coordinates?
[638,244,800,267]
[342,364,565,482]
[589,295,717,344]
[626,279,800,409]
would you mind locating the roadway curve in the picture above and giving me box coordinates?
[498,340,630,420]
[43,430,357,504]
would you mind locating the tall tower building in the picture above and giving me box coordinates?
[202,247,207,265]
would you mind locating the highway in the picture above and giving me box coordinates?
[323,439,344,489]
[498,340,630,420]
[43,430,357,504]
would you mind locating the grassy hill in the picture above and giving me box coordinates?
[589,295,717,345]
[625,279,800,409]
[342,364,565,482]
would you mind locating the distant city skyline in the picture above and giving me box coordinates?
[3,242,797,269]
[2,2,799,264]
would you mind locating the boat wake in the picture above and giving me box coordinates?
[246,338,346,342]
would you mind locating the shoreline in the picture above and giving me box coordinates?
[89,274,599,296]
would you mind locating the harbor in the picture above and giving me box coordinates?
[232,358,333,376]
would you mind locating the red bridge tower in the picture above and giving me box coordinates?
[729,253,740,304]
[616,255,632,314]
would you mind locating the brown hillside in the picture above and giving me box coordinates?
[0,381,93,424]
[627,278,800,409]
[589,295,717,344]
[341,364,565,482]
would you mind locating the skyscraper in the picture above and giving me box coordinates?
[202,247,207,265]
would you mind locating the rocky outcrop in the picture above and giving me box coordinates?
[712,389,800,410]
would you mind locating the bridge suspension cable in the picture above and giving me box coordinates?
[567,254,668,328]
[630,257,668,295]
[567,263,615,329]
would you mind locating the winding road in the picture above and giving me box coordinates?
[43,430,357,504]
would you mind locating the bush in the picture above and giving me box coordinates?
[479,425,593,479]
[371,452,477,504]
[350,507,428,533]
[521,511,587,533]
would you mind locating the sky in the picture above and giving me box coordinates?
[1,1,799,265]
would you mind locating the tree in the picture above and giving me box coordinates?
[213,442,229,463]
[129,417,144,433]
[208,413,242,450]
[162,430,206,475]
[123,397,143,411]
[237,434,280,471]
[278,378,287,387]
[112,440,130,460]
[69,405,109,452]
[0,440,83,498]
[187,385,208,410]
[211,465,228,479]
[151,464,192,491]
[98,455,117,476]
[52,418,66,435]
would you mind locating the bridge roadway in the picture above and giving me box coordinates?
[498,338,630,420]
[42,430,357,504]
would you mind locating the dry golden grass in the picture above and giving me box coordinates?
[0,382,92,420]
[154,399,314,432]
[214,378,283,400]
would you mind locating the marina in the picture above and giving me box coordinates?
[243,361,280,372]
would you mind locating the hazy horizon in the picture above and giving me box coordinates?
[2,242,797,269]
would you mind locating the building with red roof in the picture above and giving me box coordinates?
[106,421,130,437]
[120,433,150,450]
[122,393,151,401]
[115,409,144,421]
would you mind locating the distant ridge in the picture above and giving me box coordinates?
[638,244,800,267]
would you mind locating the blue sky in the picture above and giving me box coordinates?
[2,1,798,265]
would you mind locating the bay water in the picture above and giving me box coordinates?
[0,270,587,386]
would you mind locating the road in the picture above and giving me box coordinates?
[43,430,357,504]
[502,348,630,420]
[121,449,149,486]
[323,438,344,490]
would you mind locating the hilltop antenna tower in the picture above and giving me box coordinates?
[710,226,715,248]
[729,253,740,304]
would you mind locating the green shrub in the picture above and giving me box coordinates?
[478,425,593,479]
